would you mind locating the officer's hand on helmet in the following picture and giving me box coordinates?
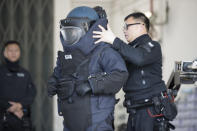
[47,76,58,97]
[76,81,92,96]
[93,24,116,44]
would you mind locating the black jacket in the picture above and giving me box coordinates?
[112,34,166,100]
[0,64,36,110]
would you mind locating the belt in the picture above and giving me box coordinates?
[124,98,153,109]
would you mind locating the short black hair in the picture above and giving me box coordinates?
[124,12,150,32]
[3,40,21,50]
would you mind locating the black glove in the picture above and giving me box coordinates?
[47,85,57,97]
[76,82,92,96]
[56,78,75,100]
[47,76,57,97]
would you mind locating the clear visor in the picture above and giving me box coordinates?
[60,26,85,45]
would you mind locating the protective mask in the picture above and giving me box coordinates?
[60,26,86,45]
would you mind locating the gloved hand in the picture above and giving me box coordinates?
[76,82,92,96]
[47,85,57,97]
[56,78,75,100]
[47,76,57,97]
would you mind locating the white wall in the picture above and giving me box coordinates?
[162,0,197,82]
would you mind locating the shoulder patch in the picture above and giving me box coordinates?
[17,73,25,77]
[64,54,72,60]
[58,51,72,60]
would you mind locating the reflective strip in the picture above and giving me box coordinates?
[64,54,72,59]
[148,42,154,47]
[141,70,144,75]
[142,80,146,85]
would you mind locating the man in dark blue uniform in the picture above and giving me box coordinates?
[93,12,177,131]
[0,41,36,131]
[47,6,128,131]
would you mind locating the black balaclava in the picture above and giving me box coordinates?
[4,58,20,72]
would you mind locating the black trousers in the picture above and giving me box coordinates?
[0,113,25,131]
[127,106,163,131]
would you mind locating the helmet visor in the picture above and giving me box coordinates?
[60,26,85,45]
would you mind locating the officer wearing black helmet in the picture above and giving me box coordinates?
[47,6,128,131]
[0,41,36,131]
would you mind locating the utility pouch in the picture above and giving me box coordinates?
[161,97,177,121]
[88,72,107,94]
[57,79,75,100]
[160,90,177,121]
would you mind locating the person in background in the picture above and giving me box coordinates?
[0,41,36,131]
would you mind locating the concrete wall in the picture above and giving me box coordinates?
[162,0,197,82]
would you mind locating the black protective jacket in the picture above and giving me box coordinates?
[112,34,166,101]
[0,63,36,111]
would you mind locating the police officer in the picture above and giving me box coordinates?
[93,12,177,131]
[47,6,128,131]
[0,41,36,131]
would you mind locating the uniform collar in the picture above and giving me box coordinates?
[129,34,152,47]
[4,58,20,72]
